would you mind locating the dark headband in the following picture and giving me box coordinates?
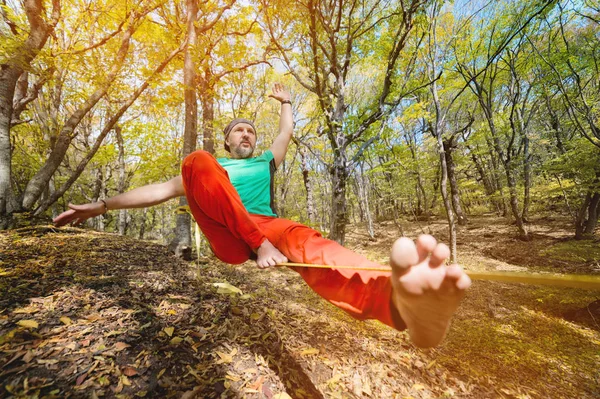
[223,118,257,152]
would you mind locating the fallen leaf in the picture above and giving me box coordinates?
[249,375,265,391]
[23,350,34,363]
[299,347,319,356]
[60,316,72,326]
[17,320,38,329]
[114,342,130,351]
[215,351,233,364]
[169,337,183,345]
[164,327,174,337]
[273,393,292,399]
[412,383,425,391]
[123,367,138,377]
[213,282,243,295]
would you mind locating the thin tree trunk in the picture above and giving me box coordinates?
[200,64,215,155]
[443,138,467,225]
[115,126,127,235]
[300,146,316,224]
[171,0,198,260]
[522,133,531,222]
[356,165,374,238]
[583,192,600,236]
[139,207,147,240]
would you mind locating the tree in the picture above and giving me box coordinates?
[264,0,428,244]
[0,0,60,227]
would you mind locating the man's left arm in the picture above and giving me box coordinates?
[269,83,293,168]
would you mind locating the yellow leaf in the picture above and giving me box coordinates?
[167,309,177,315]
[164,327,174,337]
[412,383,425,391]
[157,368,166,379]
[213,282,243,295]
[17,320,38,329]
[121,375,131,386]
[60,317,72,326]
[273,393,293,399]
[300,347,319,356]
[169,337,183,345]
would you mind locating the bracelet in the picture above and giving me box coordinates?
[281,100,292,105]
[100,199,109,214]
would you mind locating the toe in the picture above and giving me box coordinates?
[429,243,450,268]
[446,264,472,290]
[390,237,419,275]
[416,235,437,262]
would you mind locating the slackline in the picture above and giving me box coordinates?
[276,263,600,290]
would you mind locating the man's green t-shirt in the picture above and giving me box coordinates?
[217,150,277,217]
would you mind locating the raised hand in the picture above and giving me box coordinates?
[53,202,105,227]
[268,83,291,103]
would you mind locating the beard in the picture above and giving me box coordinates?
[231,142,254,158]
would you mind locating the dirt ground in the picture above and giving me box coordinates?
[0,215,599,398]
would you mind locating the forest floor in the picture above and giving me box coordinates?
[0,215,599,399]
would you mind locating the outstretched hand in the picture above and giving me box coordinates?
[53,202,105,227]
[268,83,291,103]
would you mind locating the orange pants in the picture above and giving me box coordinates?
[181,150,405,330]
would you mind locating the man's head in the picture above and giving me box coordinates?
[223,118,257,159]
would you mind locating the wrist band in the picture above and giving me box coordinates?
[100,199,108,214]
[281,100,291,105]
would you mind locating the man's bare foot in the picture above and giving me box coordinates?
[256,239,288,269]
[390,235,471,348]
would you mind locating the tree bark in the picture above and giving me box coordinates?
[330,153,348,245]
[443,138,467,225]
[170,0,198,260]
[115,126,127,235]
[300,146,316,224]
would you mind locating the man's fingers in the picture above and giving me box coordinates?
[53,210,76,226]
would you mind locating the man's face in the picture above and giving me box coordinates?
[226,122,256,159]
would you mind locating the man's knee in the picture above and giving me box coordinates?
[182,150,220,178]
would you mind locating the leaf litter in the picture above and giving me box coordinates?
[0,223,598,398]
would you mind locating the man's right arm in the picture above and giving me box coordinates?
[53,176,185,227]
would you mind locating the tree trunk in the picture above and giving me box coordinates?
[329,152,348,245]
[583,193,600,235]
[139,207,147,240]
[522,133,531,222]
[115,126,127,235]
[300,146,316,224]
[575,192,593,239]
[200,64,215,155]
[356,165,374,238]
[170,0,198,260]
[443,138,467,225]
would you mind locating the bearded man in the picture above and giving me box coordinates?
[54,84,471,348]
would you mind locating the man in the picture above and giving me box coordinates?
[54,84,471,348]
